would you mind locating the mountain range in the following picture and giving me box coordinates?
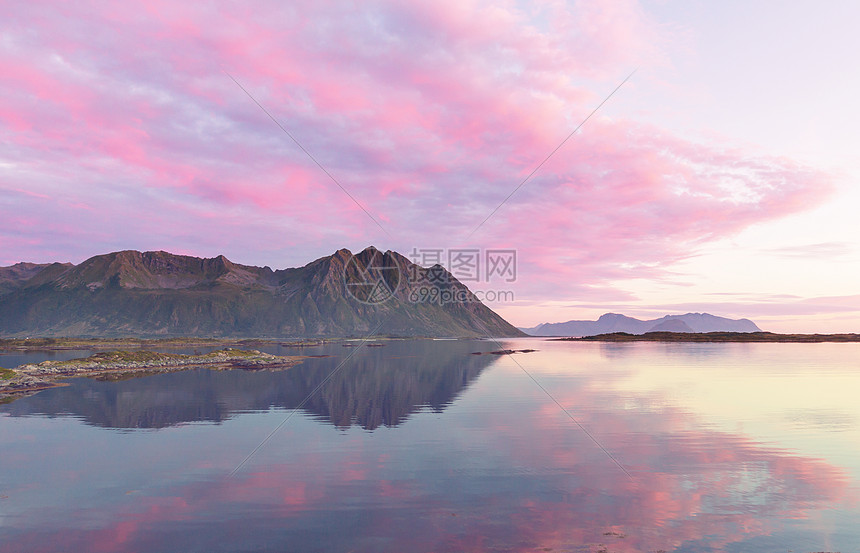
[0,247,523,338]
[521,312,761,336]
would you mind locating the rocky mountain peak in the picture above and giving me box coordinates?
[0,248,524,338]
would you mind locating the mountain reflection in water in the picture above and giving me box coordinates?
[1,340,858,553]
[0,340,496,430]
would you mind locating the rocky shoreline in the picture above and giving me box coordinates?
[0,348,307,401]
[0,337,279,352]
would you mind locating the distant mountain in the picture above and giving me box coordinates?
[521,312,761,336]
[0,247,524,338]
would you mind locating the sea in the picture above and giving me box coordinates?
[1,338,858,552]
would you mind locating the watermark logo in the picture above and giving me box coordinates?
[407,248,516,283]
[344,248,517,305]
[343,250,401,305]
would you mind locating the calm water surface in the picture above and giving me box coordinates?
[1,339,858,552]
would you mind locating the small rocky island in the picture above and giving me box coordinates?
[0,349,307,401]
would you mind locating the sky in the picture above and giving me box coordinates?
[1,0,858,333]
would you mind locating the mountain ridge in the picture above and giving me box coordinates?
[521,312,761,336]
[0,247,524,339]
[0,262,73,295]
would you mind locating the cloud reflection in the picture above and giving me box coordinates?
[1,344,853,552]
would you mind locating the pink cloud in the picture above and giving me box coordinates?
[0,0,833,305]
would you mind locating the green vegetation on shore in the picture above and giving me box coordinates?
[0,336,407,352]
[53,350,184,366]
[28,348,302,372]
[0,337,271,351]
[557,331,860,343]
[0,348,308,402]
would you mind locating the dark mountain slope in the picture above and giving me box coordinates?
[0,247,523,338]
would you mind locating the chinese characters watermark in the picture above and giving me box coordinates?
[407,248,516,284]
[344,248,517,305]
